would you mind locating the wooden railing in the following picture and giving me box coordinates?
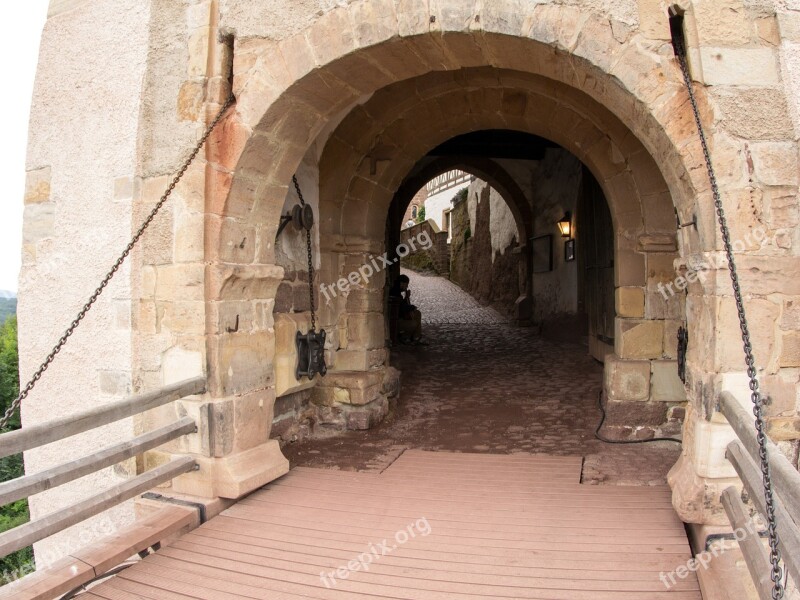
[0,377,205,599]
[720,391,800,599]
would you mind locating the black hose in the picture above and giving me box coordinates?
[594,390,682,444]
[58,561,139,599]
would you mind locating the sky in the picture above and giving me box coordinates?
[0,3,50,293]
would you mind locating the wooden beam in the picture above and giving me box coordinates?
[0,457,196,558]
[0,504,198,600]
[0,418,197,506]
[0,377,205,459]
[727,439,800,586]
[71,504,197,575]
[720,486,774,600]
[719,391,800,525]
[0,554,94,600]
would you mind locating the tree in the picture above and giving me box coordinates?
[0,317,20,430]
[415,206,426,223]
[0,317,31,581]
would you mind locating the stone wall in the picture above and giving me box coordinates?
[450,180,522,319]
[448,192,472,292]
[530,149,582,323]
[19,0,153,563]
[399,219,449,275]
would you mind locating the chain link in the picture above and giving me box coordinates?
[292,175,317,332]
[0,94,236,432]
[674,42,784,599]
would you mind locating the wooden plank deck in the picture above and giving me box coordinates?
[84,450,701,599]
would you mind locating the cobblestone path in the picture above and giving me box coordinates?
[403,269,507,324]
[285,272,682,486]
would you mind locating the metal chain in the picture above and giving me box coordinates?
[0,94,236,431]
[674,43,784,599]
[291,175,317,332]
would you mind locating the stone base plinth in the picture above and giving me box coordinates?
[315,395,389,432]
[172,440,289,499]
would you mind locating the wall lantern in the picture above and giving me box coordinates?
[557,212,572,238]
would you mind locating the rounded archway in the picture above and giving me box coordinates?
[387,153,535,322]
[187,3,722,520]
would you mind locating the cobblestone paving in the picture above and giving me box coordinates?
[404,269,507,324]
[285,273,682,486]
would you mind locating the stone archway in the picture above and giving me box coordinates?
[388,154,535,323]
[194,8,698,503]
[152,1,796,528]
[309,67,682,418]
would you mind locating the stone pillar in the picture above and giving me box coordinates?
[603,237,686,437]
[158,264,289,499]
[312,249,391,431]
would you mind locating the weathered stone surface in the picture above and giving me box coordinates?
[616,319,664,359]
[292,284,311,313]
[208,331,275,397]
[700,48,780,86]
[173,440,289,499]
[768,417,800,442]
[604,399,667,427]
[715,297,778,372]
[615,251,646,287]
[177,80,205,121]
[605,355,650,402]
[48,0,92,17]
[748,141,799,187]
[662,320,682,360]
[712,87,795,141]
[20,0,800,552]
[345,396,389,430]
[651,360,686,402]
[382,366,401,398]
[668,452,736,526]
[761,373,800,417]
[313,369,384,406]
[779,331,800,368]
[22,203,55,245]
[24,167,52,204]
[274,282,293,313]
[780,297,800,330]
[636,0,670,40]
[98,370,132,396]
[344,312,385,350]
[615,287,644,318]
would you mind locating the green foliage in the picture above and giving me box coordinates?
[0,316,32,582]
[0,317,20,430]
[464,227,472,242]
[0,502,33,584]
[415,206,426,223]
[453,188,468,204]
[0,299,16,327]
[401,251,437,274]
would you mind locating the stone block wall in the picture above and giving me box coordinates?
[399,219,449,275]
[449,180,522,319]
